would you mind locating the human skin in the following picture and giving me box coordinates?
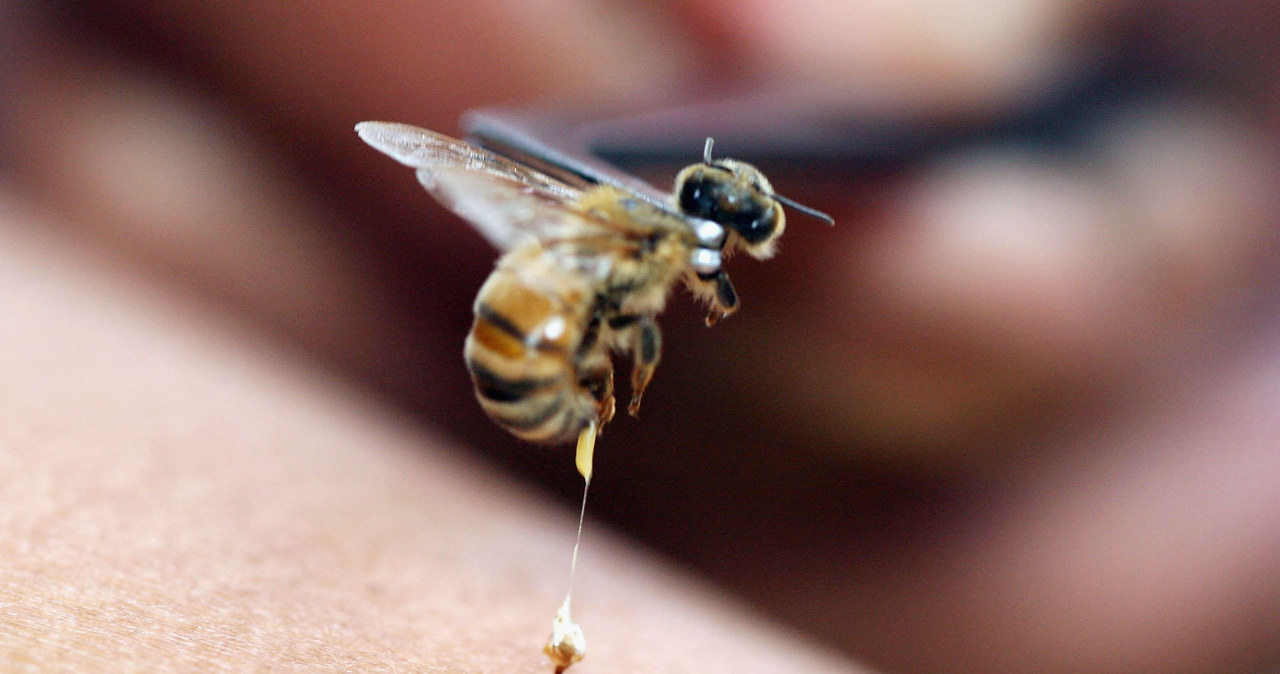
[7,1,1280,671]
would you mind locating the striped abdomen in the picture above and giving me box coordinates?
[463,248,609,444]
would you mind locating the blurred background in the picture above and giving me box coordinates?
[3,1,1280,671]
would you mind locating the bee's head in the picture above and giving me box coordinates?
[675,139,831,259]
[676,159,783,258]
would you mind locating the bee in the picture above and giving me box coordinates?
[356,122,832,444]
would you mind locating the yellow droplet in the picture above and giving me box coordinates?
[575,423,596,481]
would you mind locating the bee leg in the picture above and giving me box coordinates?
[599,370,615,427]
[579,365,615,428]
[628,316,662,417]
[575,313,616,429]
[691,270,740,326]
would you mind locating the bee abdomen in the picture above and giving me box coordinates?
[469,360,561,404]
[464,262,599,444]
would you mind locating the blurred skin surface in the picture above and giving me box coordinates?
[4,1,1280,672]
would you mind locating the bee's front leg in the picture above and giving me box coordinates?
[689,270,740,326]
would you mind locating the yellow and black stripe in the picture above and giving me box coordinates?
[463,259,602,444]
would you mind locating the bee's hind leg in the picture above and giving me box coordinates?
[609,314,662,417]
[579,367,615,428]
[577,345,616,429]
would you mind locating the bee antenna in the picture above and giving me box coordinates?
[703,137,715,165]
[772,192,836,225]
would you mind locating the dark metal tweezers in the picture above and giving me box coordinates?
[462,52,1183,188]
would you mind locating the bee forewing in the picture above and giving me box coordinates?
[357,122,596,252]
[355,121,446,167]
[418,164,597,251]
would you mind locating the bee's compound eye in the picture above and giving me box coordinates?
[732,202,778,245]
[679,171,724,221]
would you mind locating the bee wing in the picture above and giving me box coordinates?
[357,121,608,251]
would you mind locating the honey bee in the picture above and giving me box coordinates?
[356,122,832,444]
